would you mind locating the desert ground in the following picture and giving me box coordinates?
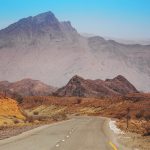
[0,93,149,150]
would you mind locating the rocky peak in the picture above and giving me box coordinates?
[113,75,128,82]
[105,75,138,94]
[106,75,128,82]
[14,11,59,26]
[33,11,59,25]
[0,11,79,43]
[68,75,85,84]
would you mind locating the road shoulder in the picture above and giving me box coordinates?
[103,118,131,150]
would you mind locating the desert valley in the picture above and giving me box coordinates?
[0,74,150,149]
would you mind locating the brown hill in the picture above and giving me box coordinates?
[55,75,138,97]
[0,78,57,97]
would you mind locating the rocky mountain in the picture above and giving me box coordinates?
[0,78,56,97]
[0,11,150,91]
[55,75,138,97]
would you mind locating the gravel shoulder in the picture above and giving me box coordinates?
[0,124,42,140]
[118,131,150,150]
[103,118,131,150]
[105,118,150,150]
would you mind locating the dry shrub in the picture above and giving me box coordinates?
[33,111,39,115]
[142,122,150,136]
[52,113,67,121]
[135,110,145,119]
[13,119,20,124]
[143,111,150,121]
[76,98,82,104]
[3,122,7,125]
[144,115,150,121]
[36,116,49,121]
[25,115,50,123]
[25,116,34,123]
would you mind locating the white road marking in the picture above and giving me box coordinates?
[55,144,60,147]
[55,128,74,148]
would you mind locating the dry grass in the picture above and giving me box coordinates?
[22,94,150,135]
[1,93,149,135]
[117,119,150,136]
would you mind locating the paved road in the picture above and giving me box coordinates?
[0,117,119,150]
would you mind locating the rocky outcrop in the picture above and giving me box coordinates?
[105,75,138,95]
[55,75,138,97]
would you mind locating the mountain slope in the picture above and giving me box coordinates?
[0,11,150,91]
[55,75,138,97]
[0,79,56,97]
[105,75,138,95]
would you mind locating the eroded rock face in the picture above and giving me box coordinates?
[55,75,138,97]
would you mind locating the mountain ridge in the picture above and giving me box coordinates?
[0,11,150,91]
[55,75,138,97]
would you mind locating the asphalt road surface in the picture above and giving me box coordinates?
[0,117,122,150]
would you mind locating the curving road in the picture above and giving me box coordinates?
[0,117,125,150]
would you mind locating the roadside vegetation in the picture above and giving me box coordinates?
[22,94,150,136]
[0,93,149,139]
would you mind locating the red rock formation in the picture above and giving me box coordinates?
[56,75,138,97]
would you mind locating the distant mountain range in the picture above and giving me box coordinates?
[0,75,138,98]
[55,75,138,97]
[0,11,150,91]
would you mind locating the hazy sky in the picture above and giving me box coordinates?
[0,0,150,40]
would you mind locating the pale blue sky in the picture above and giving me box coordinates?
[0,0,150,39]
